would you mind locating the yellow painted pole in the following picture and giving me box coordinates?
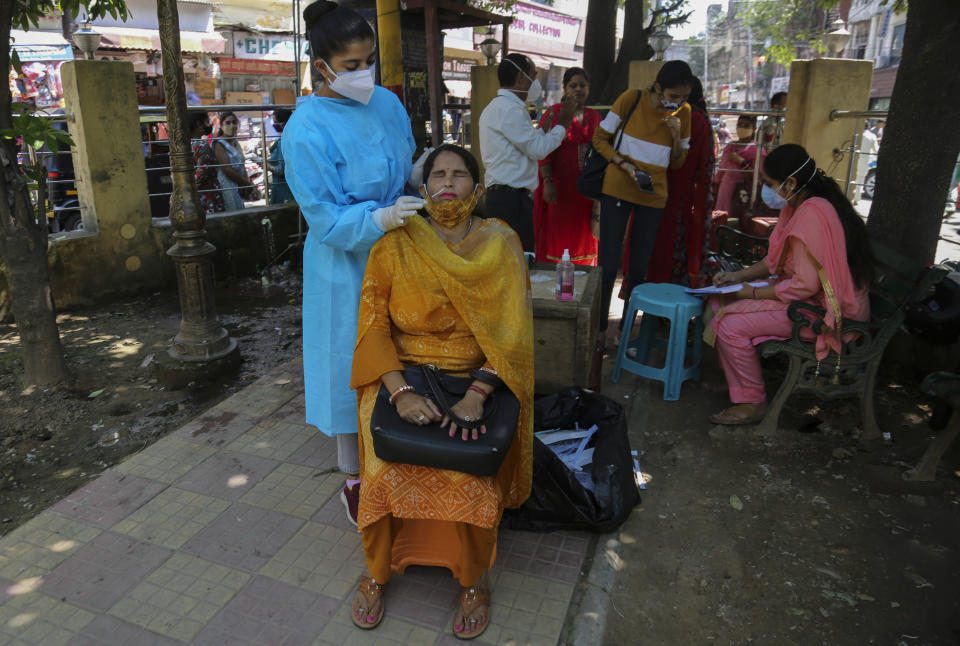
[376,0,404,101]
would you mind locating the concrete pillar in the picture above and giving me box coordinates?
[470,64,500,182]
[61,61,151,237]
[782,58,873,194]
[57,60,163,303]
[628,60,664,96]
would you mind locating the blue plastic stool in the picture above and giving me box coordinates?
[612,283,704,401]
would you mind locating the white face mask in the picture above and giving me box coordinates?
[322,60,375,105]
[525,78,543,104]
[506,58,541,104]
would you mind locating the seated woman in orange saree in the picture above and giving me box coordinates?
[350,144,534,639]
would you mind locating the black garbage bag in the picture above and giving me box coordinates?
[502,387,641,533]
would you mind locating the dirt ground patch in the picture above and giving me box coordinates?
[0,275,303,536]
[600,350,960,645]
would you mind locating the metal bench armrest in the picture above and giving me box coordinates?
[786,301,826,341]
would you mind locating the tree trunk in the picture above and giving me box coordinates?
[866,0,960,264]
[583,0,618,105]
[597,0,652,104]
[0,6,69,387]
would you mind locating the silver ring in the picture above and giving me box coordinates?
[463,416,473,422]
[416,414,426,423]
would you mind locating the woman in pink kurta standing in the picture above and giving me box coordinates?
[714,115,763,215]
[707,144,874,425]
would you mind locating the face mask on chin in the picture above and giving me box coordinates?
[322,60,376,105]
[657,88,683,112]
[661,97,682,111]
[423,186,479,227]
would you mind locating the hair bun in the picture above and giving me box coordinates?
[304,0,338,27]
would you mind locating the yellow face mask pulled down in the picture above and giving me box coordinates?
[423,187,478,227]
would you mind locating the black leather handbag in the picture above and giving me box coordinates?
[577,90,643,200]
[371,365,521,477]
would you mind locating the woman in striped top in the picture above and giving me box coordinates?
[592,60,693,338]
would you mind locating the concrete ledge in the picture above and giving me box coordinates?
[563,528,640,645]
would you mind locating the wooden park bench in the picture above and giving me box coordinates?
[712,225,948,439]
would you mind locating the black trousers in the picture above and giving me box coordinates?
[598,195,663,331]
[485,186,534,252]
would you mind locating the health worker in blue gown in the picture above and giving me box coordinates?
[282,0,429,526]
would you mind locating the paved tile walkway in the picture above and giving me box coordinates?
[0,359,592,645]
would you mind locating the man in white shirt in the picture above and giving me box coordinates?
[479,53,576,251]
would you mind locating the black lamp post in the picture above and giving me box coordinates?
[156,0,237,366]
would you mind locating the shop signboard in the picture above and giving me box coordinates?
[11,44,74,62]
[220,57,295,76]
[507,2,581,60]
[231,32,309,62]
[442,57,477,81]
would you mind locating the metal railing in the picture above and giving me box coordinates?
[829,108,886,202]
[139,104,297,215]
[17,106,299,234]
[824,108,958,213]
[13,113,82,234]
[709,108,786,207]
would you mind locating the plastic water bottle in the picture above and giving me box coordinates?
[556,249,574,301]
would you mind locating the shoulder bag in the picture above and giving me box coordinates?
[371,365,521,477]
[577,90,643,201]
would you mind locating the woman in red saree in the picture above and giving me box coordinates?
[707,145,873,425]
[645,77,716,286]
[533,67,601,265]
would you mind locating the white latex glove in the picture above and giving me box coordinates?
[408,147,435,188]
[373,196,426,232]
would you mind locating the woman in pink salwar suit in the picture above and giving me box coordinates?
[715,115,764,215]
[707,144,874,425]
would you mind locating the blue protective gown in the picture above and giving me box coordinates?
[282,87,415,435]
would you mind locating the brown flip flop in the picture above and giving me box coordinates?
[351,576,385,630]
[709,403,767,426]
[453,585,491,640]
